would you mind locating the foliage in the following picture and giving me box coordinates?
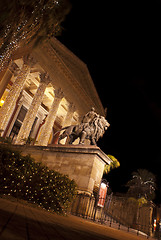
[0,0,71,70]
[0,144,77,213]
[104,154,120,174]
[137,197,148,206]
[126,169,156,201]
[128,197,148,207]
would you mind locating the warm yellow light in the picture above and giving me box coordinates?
[0,99,5,107]
[101,182,107,189]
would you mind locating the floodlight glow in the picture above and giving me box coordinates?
[101,182,107,189]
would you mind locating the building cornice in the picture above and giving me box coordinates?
[41,40,105,116]
[50,38,105,115]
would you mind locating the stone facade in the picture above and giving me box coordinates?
[0,38,105,145]
[0,37,109,194]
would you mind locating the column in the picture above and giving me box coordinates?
[0,55,36,135]
[60,102,76,144]
[63,102,76,127]
[0,61,19,99]
[37,88,64,146]
[15,73,50,145]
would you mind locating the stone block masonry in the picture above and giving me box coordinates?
[13,144,112,194]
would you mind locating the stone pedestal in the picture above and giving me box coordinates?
[13,144,112,194]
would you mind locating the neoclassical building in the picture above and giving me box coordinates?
[0,37,105,146]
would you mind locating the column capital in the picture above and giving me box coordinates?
[54,88,64,99]
[39,72,50,85]
[8,61,20,76]
[23,54,37,68]
[68,102,76,113]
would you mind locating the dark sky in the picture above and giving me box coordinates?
[58,0,161,202]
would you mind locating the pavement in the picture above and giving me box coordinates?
[0,197,156,240]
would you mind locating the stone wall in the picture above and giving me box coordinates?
[12,144,111,194]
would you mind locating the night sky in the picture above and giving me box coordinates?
[57,0,161,203]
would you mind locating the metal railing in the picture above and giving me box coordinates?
[70,193,155,239]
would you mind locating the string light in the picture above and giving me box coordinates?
[0,0,69,71]
[0,144,77,213]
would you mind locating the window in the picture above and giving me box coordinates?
[9,105,27,142]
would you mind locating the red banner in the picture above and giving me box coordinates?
[97,182,107,207]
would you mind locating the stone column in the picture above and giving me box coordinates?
[0,55,36,135]
[64,102,76,127]
[0,61,19,99]
[37,88,64,146]
[15,73,50,145]
[59,102,76,144]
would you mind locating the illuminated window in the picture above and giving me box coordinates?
[9,105,27,141]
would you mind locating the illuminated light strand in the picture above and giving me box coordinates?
[15,73,50,144]
[0,0,65,72]
[37,88,64,146]
[0,143,77,213]
[0,63,30,132]
[0,55,36,133]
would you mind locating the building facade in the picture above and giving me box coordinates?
[0,37,105,146]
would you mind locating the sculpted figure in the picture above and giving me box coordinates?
[79,107,99,144]
[81,107,98,124]
[57,108,110,145]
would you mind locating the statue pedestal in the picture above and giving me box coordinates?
[13,144,112,194]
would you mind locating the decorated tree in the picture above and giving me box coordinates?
[0,0,71,71]
[0,144,77,213]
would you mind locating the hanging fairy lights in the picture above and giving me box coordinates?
[0,144,77,213]
[0,0,71,71]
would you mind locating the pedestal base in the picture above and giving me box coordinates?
[13,144,112,194]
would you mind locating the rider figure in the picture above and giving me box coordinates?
[81,107,98,124]
[80,107,99,144]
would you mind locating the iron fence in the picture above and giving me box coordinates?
[70,193,155,239]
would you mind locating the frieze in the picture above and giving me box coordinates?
[23,54,37,68]
[42,43,95,110]
[49,38,104,114]
[39,72,50,85]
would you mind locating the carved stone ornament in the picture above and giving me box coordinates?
[68,102,76,113]
[8,61,20,76]
[39,72,50,85]
[23,54,37,68]
[54,88,64,99]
